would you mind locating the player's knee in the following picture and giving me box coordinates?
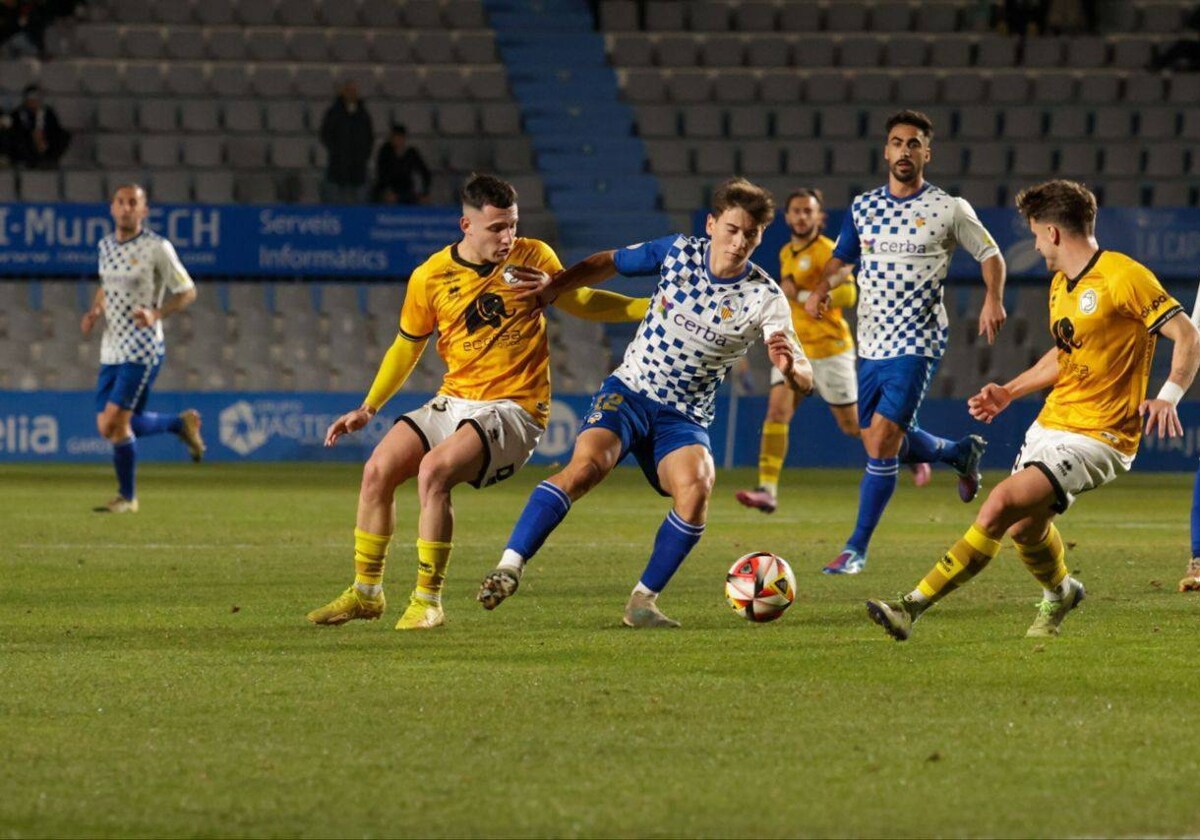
[835,416,861,437]
[561,457,608,496]
[416,451,459,495]
[361,456,401,501]
[672,472,714,516]
[97,413,126,441]
[764,405,793,425]
[1008,517,1049,546]
[976,488,1018,535]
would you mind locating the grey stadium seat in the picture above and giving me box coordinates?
[139,135,181,168]
[181,99,220,132]
[138,99,178,133]
[182,136,224,168]
[124,62,167,95]
[19,171,60,202]
[62,171,105,202]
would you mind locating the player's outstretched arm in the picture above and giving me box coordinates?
[804,256,849,321]
[556,287,648,323]
[1139,312,1200,439]
[81,286,105,335]
[509,251,618,308]
[977,253,1007,345]
[968,346,1058,423]
[326,333,428,447]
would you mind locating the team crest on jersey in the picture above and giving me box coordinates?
[914,215,926,228]
[1052,317,1083,353]
[464,292,513,333]
[798,256,812,272]
[655,294,673,318]
[1079,289,1098,315]
[861,237,875,254]
[717,293,743,322]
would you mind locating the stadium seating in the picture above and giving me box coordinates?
[599,0,1200,230]
[0,0,550,217]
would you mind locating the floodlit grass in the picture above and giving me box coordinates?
[2,463,1198,838]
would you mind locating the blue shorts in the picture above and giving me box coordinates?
[95,361,161,414]
[580,375,711,497]
[857,355,939,430]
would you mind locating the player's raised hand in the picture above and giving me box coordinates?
[804,290,829,321]
[978,295,1007,345]
[766,331,795,372]
[131,306,160,328]
[325,406,374,447]
[1138,398,1183,439]
[506,266,559,307]
[968,383,1012,423]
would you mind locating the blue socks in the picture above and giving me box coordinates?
[506,481,572,562]
[639,510,705,592]
[846,456,899,555]
[130,412,182,438]
[900,427,961,466]
[113,435,137,501]
[1191,458,1200,558]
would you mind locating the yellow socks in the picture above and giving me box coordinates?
[757,421,789,496]
[415,538,453,603]
[353,528,391,596]
[911,524,1002,608]
[1015,524,1069,597]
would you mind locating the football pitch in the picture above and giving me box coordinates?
[3,462,1198,839]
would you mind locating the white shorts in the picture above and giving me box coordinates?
[770,348,857,406]
[1012,421,1133,512]
[400,395,543,489]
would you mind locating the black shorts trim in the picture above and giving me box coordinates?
[395,415,432,452]
[1026,460,1068,514]
[460,418,492,489]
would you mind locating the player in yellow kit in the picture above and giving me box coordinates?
[736,188,927,514]
[866,180,1200,641]
[306,174,647,630]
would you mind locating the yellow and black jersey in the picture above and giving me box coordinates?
[779,234,854,359]
[1038,249,1184,456]
[399,237,563,427]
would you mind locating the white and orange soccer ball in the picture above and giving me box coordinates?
[725,552,796,622]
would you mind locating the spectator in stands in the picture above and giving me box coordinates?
[319,80,374,205]
[9,84,70,169]
[1148,5,1200,72]
[0,0,49,58]
[372,124,431,205]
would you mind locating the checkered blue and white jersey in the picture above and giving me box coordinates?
[98,230,194,365]
[832,183,999,360]
[609,234,801,426]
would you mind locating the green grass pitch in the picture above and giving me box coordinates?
[2,462,1198,838]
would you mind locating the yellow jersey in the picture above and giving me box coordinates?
[779,235,854,360]
[1038,249,1183,456]
[399,238,563,427]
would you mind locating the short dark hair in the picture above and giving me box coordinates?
[111,183,147,201]
[885,109,934,141]
[711,177,775,227]
[460,173,517,210]
[785,187,825,210]
[1015,179,1097,236]
[391,123,407,135]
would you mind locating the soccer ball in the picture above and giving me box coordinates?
[725,552,796,623]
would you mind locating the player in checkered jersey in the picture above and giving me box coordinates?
[805,110,1008,575]
[81,184,205,514]
[478,178,813,627]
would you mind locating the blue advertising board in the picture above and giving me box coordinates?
[0,203,461,278]
[2,390,1198,473]
[695,205,1200,284]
